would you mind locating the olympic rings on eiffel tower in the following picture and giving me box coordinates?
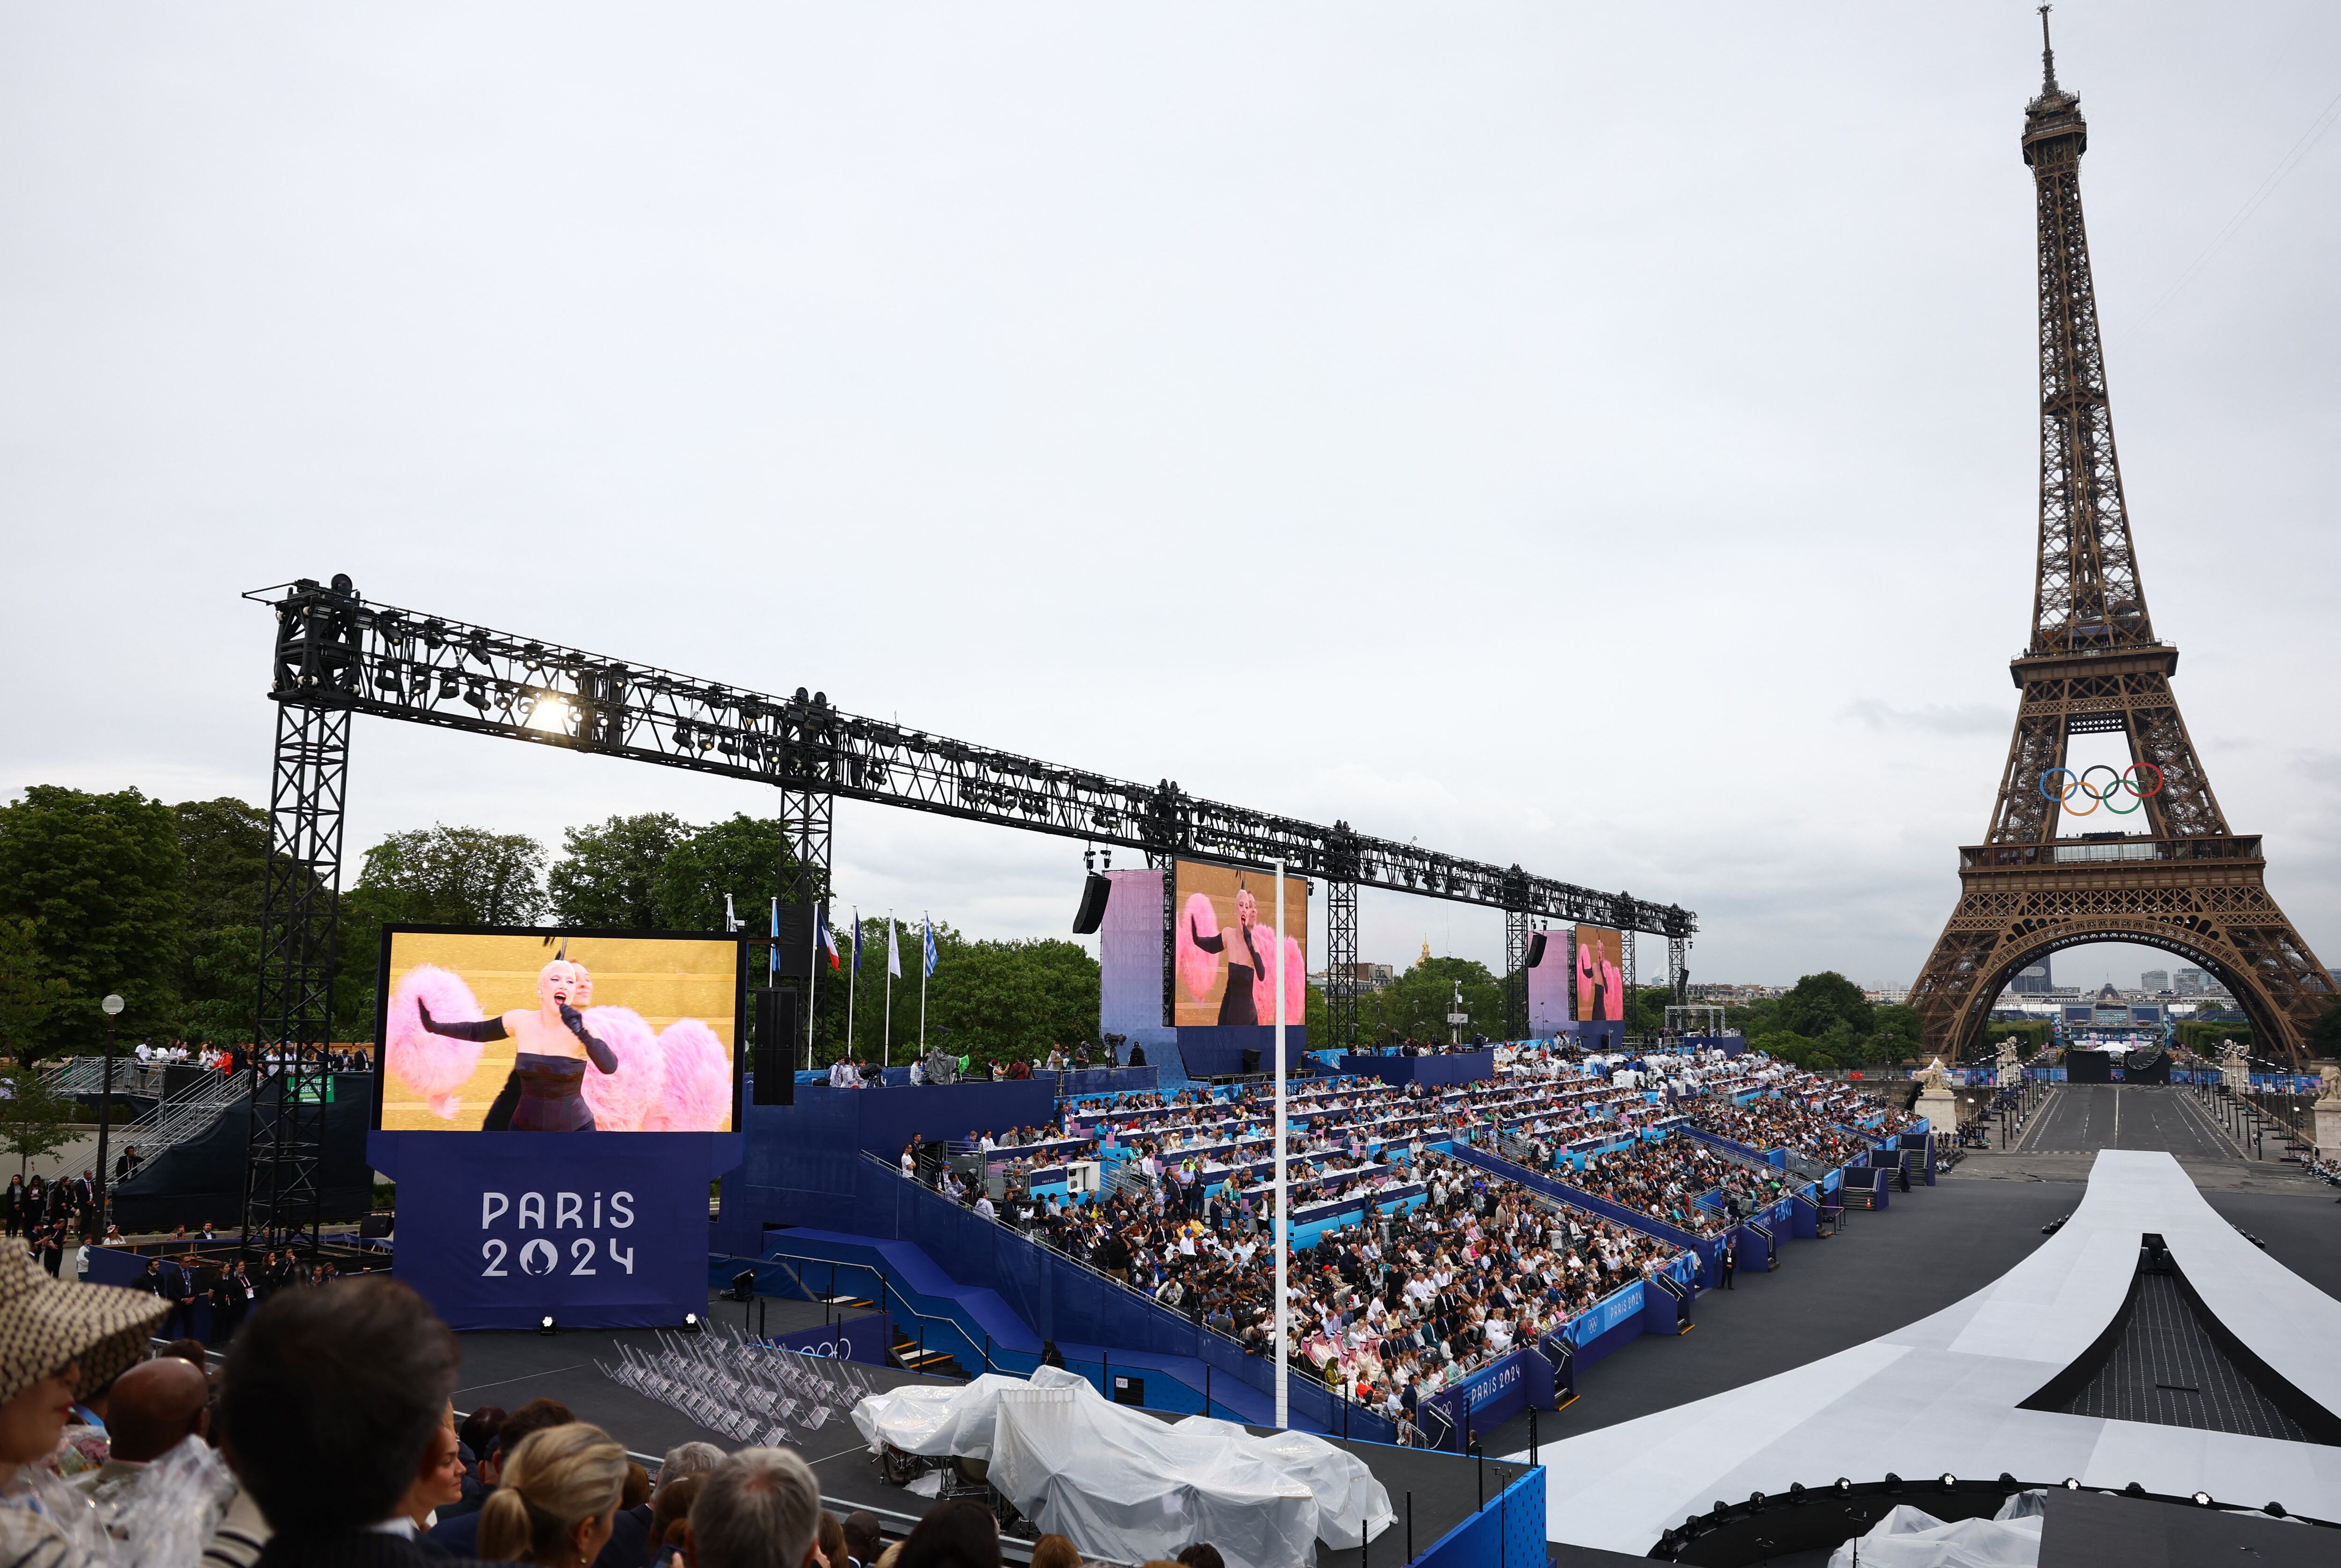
[2037,762,2164,816]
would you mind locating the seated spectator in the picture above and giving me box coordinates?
[1176,1548,1223,1568]
[214,1275,462,1568]
[0,1248,170,1568]
[894,1502,999,1568]
[1027,1539,1079,1568]
[478,1423,627,1568]
[427,1399,578,1557]
[74,1350,211,1494]
[393,1401,465,1533]
[841,1513,883,1568]
[647,1476,704,1568]
[817,1513,847,1568]
[686,1448,820,1568]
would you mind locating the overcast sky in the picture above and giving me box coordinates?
[3,3,2335,990]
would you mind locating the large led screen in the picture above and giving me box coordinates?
[1573,924,1625,1023]
[1525,930,1573,1038]
[377,928,739,1133]
[1171,861,1308,1028]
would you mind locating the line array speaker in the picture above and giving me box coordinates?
[752,987,799,1105]
[1071,872,1113,935]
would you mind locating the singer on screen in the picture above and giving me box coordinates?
[1183,883,1268,1026]
[414,959,618,1131]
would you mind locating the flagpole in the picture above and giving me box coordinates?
[883,911,895,1069]
[806,904,820,1070]
[920,912,930,1055]
[847,907,858,1059]
[1273,858,1288,1430]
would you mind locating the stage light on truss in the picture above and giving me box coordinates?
[537,1314,557,1336]
[525,697,576,735]
[437,673,459,699]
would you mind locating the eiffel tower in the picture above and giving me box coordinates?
[1909,13,2335,1065]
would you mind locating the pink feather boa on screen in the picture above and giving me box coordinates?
[578,1006,667,1132]
[1173,893,1221,1003]
[385,965,486,1120]
[642,1018,731,1132]
[1247,934,1307,1025]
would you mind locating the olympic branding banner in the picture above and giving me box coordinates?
[1423,1345,1550,1448]
[371,1130,740,1331]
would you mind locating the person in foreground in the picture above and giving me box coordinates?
[216,1275,473,1568]
[683,1449,821,1568]
[477,1423,627,1568]
[0,1246,171,1568]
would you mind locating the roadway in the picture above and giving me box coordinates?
[2016,1083,2239,1160]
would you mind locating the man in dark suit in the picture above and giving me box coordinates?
[1720,1237,1737,1291]
[219,1277,476,1568]
[162,1255,200,1339]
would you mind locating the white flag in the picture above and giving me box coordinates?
[886,916,902,979]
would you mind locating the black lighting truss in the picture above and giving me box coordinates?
[244,574,1699,1217]
[249,579,1697,930]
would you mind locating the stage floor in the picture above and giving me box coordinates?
[453,1294,1495,1568]
[1518,1150,2341,1554]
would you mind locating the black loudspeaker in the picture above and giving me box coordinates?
[752,988,799,1105]
[1071,872,1113,935]
[1241,1048,1262,1074]
[1525,932,1548,968]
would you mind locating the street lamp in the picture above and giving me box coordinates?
[95,994,124,1234]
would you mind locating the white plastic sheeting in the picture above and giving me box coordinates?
[1824,1493,2046,1568]
[852,1368,1393,1568]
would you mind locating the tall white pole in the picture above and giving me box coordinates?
[1273,859,1289,1429]
[920,912,929,1055]
[847,907,858,1059]
[884,910,895,1068]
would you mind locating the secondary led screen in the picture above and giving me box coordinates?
[378,929,738,1133]
[1171,860,1308,1027]
[1573,924,1625,1023]
[1525,931,1573,1038]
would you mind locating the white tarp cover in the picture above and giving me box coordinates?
[1824,1493,2046,1568]
[850,1372,1032,1461]
[853,1369,1393,1568]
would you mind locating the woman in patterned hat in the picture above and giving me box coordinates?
[0,1245,171,1568]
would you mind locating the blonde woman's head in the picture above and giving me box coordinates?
[478,1421,628,1567]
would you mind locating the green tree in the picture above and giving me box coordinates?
[549,812,688,928]
[1777,972,1874,1043]
[651,815,797,932]
[0,786,187,1055]
[1360,955,1505,1046]
[2310,1001,2341,1059]
[0,918,74,1065]
[174,797,269,931]
[1865,1003,1924,1065]
[1624,985,1672,1035]
[169,798,270,1047]
[0,1067,79,1176]
[178,923,262,1046]
[338,824,550,1037]
[1751,1028,1825,1069]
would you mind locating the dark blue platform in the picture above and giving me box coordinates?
[1337,1049,1495,1087]
[1173,1025,1311,1077]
